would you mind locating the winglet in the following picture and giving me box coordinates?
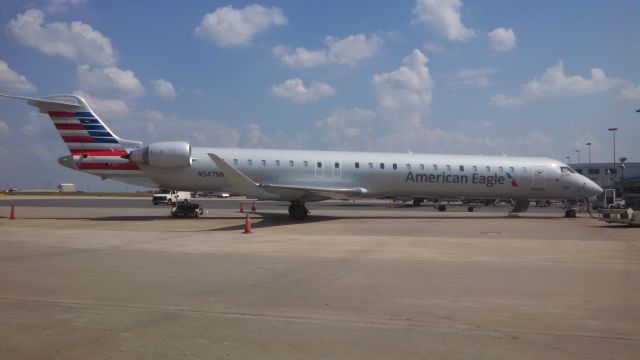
[207,153,257,187]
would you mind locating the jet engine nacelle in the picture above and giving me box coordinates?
[128,141,192,168]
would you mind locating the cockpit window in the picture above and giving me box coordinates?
[561,166,576,174]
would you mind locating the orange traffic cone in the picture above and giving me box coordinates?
[251,201,256,212]
[239,202,244,213]
[243,213,253,234]
[9,204,16,220]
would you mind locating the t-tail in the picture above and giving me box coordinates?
[0,94,152,184]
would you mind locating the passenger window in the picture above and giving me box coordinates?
[472,165,477,172]
[380,163,385,170]
[368,162,373,169]
[355,162,360,169]
[262,160,266,166]
[446,165,451,171]
[317,162,322,168]
[486,166,490,172]
[498,166,503,173]
[289,160,294,167]
[276,160,280,167]
[334,162,340,169]
[247,159,252,166]
[420,164,424,170]
[233,159,238,165]
[509,166,515,173]
[303,161,308,167]
[406,164,411,170]
[459,165,464,172]
[392,163,397,170]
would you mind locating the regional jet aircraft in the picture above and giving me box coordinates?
[1,94,603,219]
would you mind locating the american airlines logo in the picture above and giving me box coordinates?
[404,171,510,188]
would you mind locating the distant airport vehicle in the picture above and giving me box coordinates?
[1,94,603,219]
[57,183,76,192]
[170,202,204,218]
[152,189,191,205]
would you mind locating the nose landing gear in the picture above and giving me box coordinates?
[288,201,309,220]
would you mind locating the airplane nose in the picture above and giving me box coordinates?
[583,179,603,197]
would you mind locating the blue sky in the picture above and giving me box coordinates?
[0,0,639,191]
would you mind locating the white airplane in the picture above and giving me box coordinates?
[1,94,603,219]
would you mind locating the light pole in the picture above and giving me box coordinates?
[619,157,627,197]
[586,142,591,164]
[575,149,581,164]
[608,128,618,183]
[565,155,571,164]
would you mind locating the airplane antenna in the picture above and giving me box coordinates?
[406,148,413,154]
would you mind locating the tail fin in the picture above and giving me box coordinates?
[1,94,142,155]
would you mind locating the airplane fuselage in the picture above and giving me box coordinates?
[126,147,597,201]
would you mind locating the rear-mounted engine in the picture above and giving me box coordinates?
[126,141,192,168]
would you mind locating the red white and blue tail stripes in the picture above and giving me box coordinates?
[47,110,142,174]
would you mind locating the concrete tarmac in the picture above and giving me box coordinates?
[0,197,638,359]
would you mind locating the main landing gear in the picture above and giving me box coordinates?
[288,201,309,220]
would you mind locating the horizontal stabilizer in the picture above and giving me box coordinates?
[0,93,82,111]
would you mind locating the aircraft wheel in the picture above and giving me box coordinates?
[564,209,577,218]
[413,199,422,207]
[438,204,447,212]
[468,206,474,212]
[289,203,308,220]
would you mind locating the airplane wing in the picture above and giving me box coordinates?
[208,153,367,201]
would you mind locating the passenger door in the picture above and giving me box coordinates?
[532,167,546,190]
[332,160,341,178]
[315,160,324,177]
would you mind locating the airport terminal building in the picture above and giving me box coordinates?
[569,162,640,189]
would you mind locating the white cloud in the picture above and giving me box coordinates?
[490,94,523,107]
[0,120,9,135]
[620,83,640,101]
[77,65,144,97]
[479,120,493,128]
[272,45,327,68]
[195,4,286,46]
[523,61,621,98]
[142,110,164,122]
[7,9,116,66]
[488,27,516,52]
[372,49,434,129]
[412,0,475,41]
[273,33,382,68]
[74,91,130,118]
[0,60,37,93]
[316,108,376,149]
[153,78,176,99]
[423,41,445,53]
[451,68,496,88]
[241,123,308,148]
[270,78,335,103]
[493,61,631,107]
[46,0,87,14]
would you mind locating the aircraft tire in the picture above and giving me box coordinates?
[289,204,308,220]
[438,204,447,212]
[468,206,474,212]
